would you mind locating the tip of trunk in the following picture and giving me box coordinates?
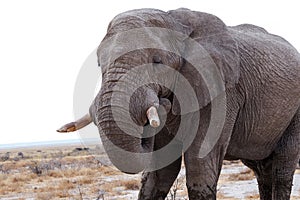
[57,114,92,133]
[57,122,76,133]
[100,128,154,174]
[104,142,151,174]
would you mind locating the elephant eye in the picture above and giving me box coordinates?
[153,55,162,64]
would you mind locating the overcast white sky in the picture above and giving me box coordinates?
[0,0,299,145]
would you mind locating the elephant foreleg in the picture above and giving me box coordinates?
[184,146,224,200]
[138,156,182,200]
[184,101,239,200]
[241,158,273,200]
[271,108,300,199]
[138,127,183,200]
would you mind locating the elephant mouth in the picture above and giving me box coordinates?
[141,120,155,153]
[140,98,172,152]
[141,128,154,152]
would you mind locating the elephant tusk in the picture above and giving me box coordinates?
[146,106,160,128]
[57,113,92,133]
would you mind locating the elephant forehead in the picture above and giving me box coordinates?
[98,27,184,67]
[109,8,166,28]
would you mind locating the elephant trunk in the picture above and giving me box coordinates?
[95,80,159,174]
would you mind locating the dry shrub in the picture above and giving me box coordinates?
[167,174,187,200]
[91,185,103,194]
[46,170,64,178]
[61,156,78,164]
[0,172,39,195]
[0,174,8,182]
[217,191,242,200]
[57,179,75,190]
[37,177,44,182]
[36,179,74,198]
[14,160,30,168]
[0,180,23,195]
[1,161,16,171]
[228,168,255,181]
[121,179,140,190]
[51,167,96,179]
[37,190,72,200]
[77,176,93,185]
[59,168,77,178]
[246,193,260,199]
[292,196,300,200]
[37,191,56,199]
[55,190,69,198]
[34,186,53,193]
[77,167,95,176]
[11,173,37,183]
[217,192,237,199]
[100,179,140,193]
[101,181,120,192]
[216,192,225,199]
[98,166,122,176]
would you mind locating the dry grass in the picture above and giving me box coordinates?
[77,176,94,185]
[46,170,64,178]
[228,168,255,181]
[217,192,239,200]
[246,193,260,199]
[0,147,299,199]
[121,179,140,190]
[98,165,123,176]
[99,178,140,193]
[292,197,300,200]
[36,190,70,199]
[0,172,38,195]
[0,178,23,195]
[0,146,141,199]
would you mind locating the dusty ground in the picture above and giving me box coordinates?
[0,144,299,200]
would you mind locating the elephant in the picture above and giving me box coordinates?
[58,8,300,200]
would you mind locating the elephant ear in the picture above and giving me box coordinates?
[171,60,210,115]
[169,8,240,115]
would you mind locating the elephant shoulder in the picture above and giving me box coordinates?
[230,24,268,34]
[229,24,294,49]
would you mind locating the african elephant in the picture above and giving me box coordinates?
[58,8,300,200]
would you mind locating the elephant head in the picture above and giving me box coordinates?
[58,8,240,174]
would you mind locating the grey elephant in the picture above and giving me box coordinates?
[58,8,300,200]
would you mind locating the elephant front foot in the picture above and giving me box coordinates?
[187,184,217,200]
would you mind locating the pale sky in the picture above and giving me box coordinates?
[0,0,299,145]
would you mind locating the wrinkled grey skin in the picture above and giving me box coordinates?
[83,8,300,200]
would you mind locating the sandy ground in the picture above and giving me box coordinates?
[0,144,299,200]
